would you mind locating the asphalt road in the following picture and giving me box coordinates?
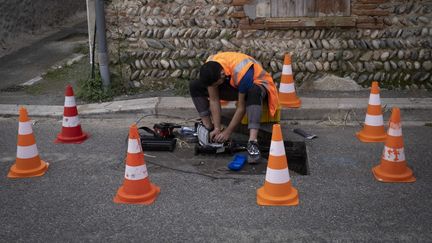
[1,117,431,242]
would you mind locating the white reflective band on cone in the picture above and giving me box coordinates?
[388,126,402,137]
[18,121,33,135]
[270,140,285,156]
[382,146,405,162]
[128,139,142,153]
[64,96,76,107]
[62,116,80,127]
[365,114,384,126]
[265,167,290,184]
[124,164,148,180]
[279,83,295,93]
[17,144,38,159]
[368,94,381,105]
[282,65,292,75]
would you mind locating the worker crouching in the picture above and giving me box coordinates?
[189,52,279,163]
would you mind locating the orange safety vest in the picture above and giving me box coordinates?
[207,52,279,117]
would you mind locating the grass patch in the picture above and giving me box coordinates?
[174,78,190,96]
[73,43,89,55]
[25,58,90,95]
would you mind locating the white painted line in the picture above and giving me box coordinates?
[21,76,42,86]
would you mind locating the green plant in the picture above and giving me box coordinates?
[174,78,190,96]
[77,71,113,102]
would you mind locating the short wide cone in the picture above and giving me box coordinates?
[372,107,416,183]
[8,107,49,178]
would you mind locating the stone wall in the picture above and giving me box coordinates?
[0,0,86,56]
[106,0,432,90]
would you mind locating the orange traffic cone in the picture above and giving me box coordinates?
[278,54,301,108]
[8,107,49,178]
[356,81,386,142]
[257,124,299,206]
[372,107,415,183]
[114,124,160,204]
[55,85,88,144]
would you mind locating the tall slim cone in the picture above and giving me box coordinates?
[356,81,387,142]
[278,54,301,108]
[257,124,299,206]
[114,124,160,204]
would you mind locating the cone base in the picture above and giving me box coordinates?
[256,186,299,206]
[372,165,416,183]
[356,130,386,143]
[113,183,160,205]
[280,99,301,108]
[55,132,88,144]
[8,160,49,178]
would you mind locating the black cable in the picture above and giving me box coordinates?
[145,159,242,181]
[91,20,97,79]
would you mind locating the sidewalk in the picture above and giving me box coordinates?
[1,96,431,123]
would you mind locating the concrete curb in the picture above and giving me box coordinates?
[0,97,431,122]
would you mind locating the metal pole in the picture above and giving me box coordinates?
[95,0,111,89]
[86,0,96,65]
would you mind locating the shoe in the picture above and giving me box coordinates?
[228,154,247,171]
[247,140,261,164]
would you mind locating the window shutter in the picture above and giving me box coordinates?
[268,0,350,17]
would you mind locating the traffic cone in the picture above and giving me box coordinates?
[8,107,49,178]
[278,54,301,108]
[356,81,386,142]
[257,124,299,206]
[55,85,88,143]
[114,124,160,205]
[372,107,415,183]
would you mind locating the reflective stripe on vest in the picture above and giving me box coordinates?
[233,58,253,86]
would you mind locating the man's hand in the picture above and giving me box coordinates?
[210,128,221,142]
[214,129,231,143]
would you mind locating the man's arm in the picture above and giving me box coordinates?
[226,93,246,134]
[208,85,222,132]
[215,93,246,142]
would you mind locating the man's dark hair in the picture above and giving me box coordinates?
[199,61,222,87]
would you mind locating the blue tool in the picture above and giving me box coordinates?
[228,154,247,171]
